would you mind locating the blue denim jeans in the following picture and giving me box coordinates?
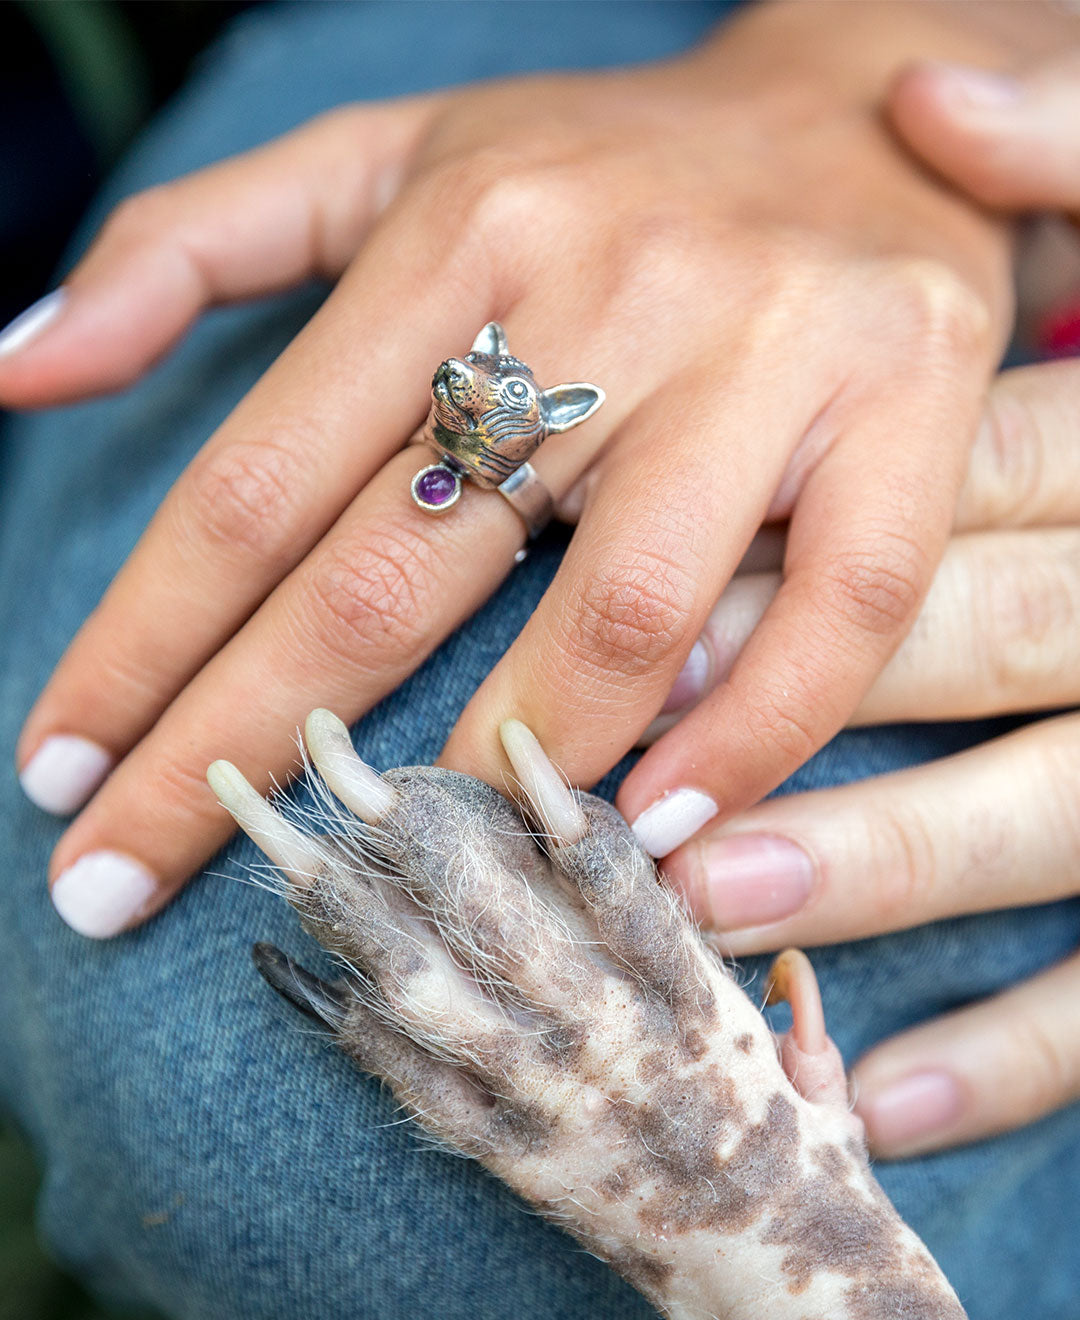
[1,4,1078,1318]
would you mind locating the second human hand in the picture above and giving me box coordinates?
[654,47,1080,1160]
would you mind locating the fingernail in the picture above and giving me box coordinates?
[934,64,1022,110]
[19,735,114,815]
[1036,297,1080,358]
[0,289,67,359]
[630,788,718,857]
[51,851,157,938]
[660,640,710,715]
[861,1070,964,1153]
[680,833,815,929]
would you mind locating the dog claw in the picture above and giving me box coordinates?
[207,759,322,886]
[499,718,587,846]
[766,948,852,1110]
[252,942,348,1030]
[304,709,398,825]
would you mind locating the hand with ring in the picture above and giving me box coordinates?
[5,2,1075,935]
[653,48,1080,1159]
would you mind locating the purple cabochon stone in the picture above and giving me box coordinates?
[416,466,458,505]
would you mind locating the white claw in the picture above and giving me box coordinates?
[303,709,398,824]
[206,759,320,887]
[499,719,588,847]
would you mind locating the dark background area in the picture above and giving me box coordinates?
[1,0,254,328]
[2,4,257,1313]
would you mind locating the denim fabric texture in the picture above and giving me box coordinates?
[1,4,1077,1318]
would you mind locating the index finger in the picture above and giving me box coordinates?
[16,165,491,811]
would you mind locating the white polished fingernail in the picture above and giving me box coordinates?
[630,788,719,858]
[51,851,157,938]
[19,735,114,815]
[0,289,67,358]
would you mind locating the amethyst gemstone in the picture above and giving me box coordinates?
[414,465,459,507]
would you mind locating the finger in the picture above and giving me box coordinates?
[888,53,1080,214]
[0,99,436,407]
[638,573,778,747]
[856,526,1080,723]
[15,170,495,816]
[661,711,1080,955]
[440,352,828,789]
[955,358,1080,531]
[34,249,647,930]
[652,525,1080,736]
[43,444,529,936]
[851,950,1080,1158]
[645,354,1080,740]
[619,300,989,856]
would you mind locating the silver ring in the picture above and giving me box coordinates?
[409,321,604,539]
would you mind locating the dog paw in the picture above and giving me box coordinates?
[208,712,966,1320]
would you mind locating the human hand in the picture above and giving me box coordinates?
[653,48,1080,1158]
[8,1,1043,936]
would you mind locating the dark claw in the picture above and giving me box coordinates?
[252,942,348,1031]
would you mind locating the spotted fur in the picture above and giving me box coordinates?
[244,761,967,1320]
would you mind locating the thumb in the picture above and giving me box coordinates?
[887,51,1080,213]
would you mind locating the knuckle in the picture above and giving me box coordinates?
[820,533,929,639]
[737,686,819,768]
[153,750,221,821]
[83,636,172,710]
[103,186,176,245]
[1009,1014,1075,1117]
[564,554,698,683]
[427,152,570,239]
[305,527,432,667]
[405,152,577,280]
[1034,725,1080,855]
[471,163,585,263]
[972,386,1047,524]
[866,805,939,929]
[182,441,308,567]
[880,257,992,364]
[474,164,560,230]
[978,535,1080,697]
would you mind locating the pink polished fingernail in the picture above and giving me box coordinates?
[660,640,710,715]
[932,63,1022,110]
[673,833,815,930]
[19,734,114,815]
[861,1071,964,1153]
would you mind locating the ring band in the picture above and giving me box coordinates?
[497,462,554,539]
[409,321,603,539]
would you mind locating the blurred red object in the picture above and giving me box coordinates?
[1036,298,1080,357]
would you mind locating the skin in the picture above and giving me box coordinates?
[655,48,1080,1159]
[209,713,966,1320]
[9,1,1080,925]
